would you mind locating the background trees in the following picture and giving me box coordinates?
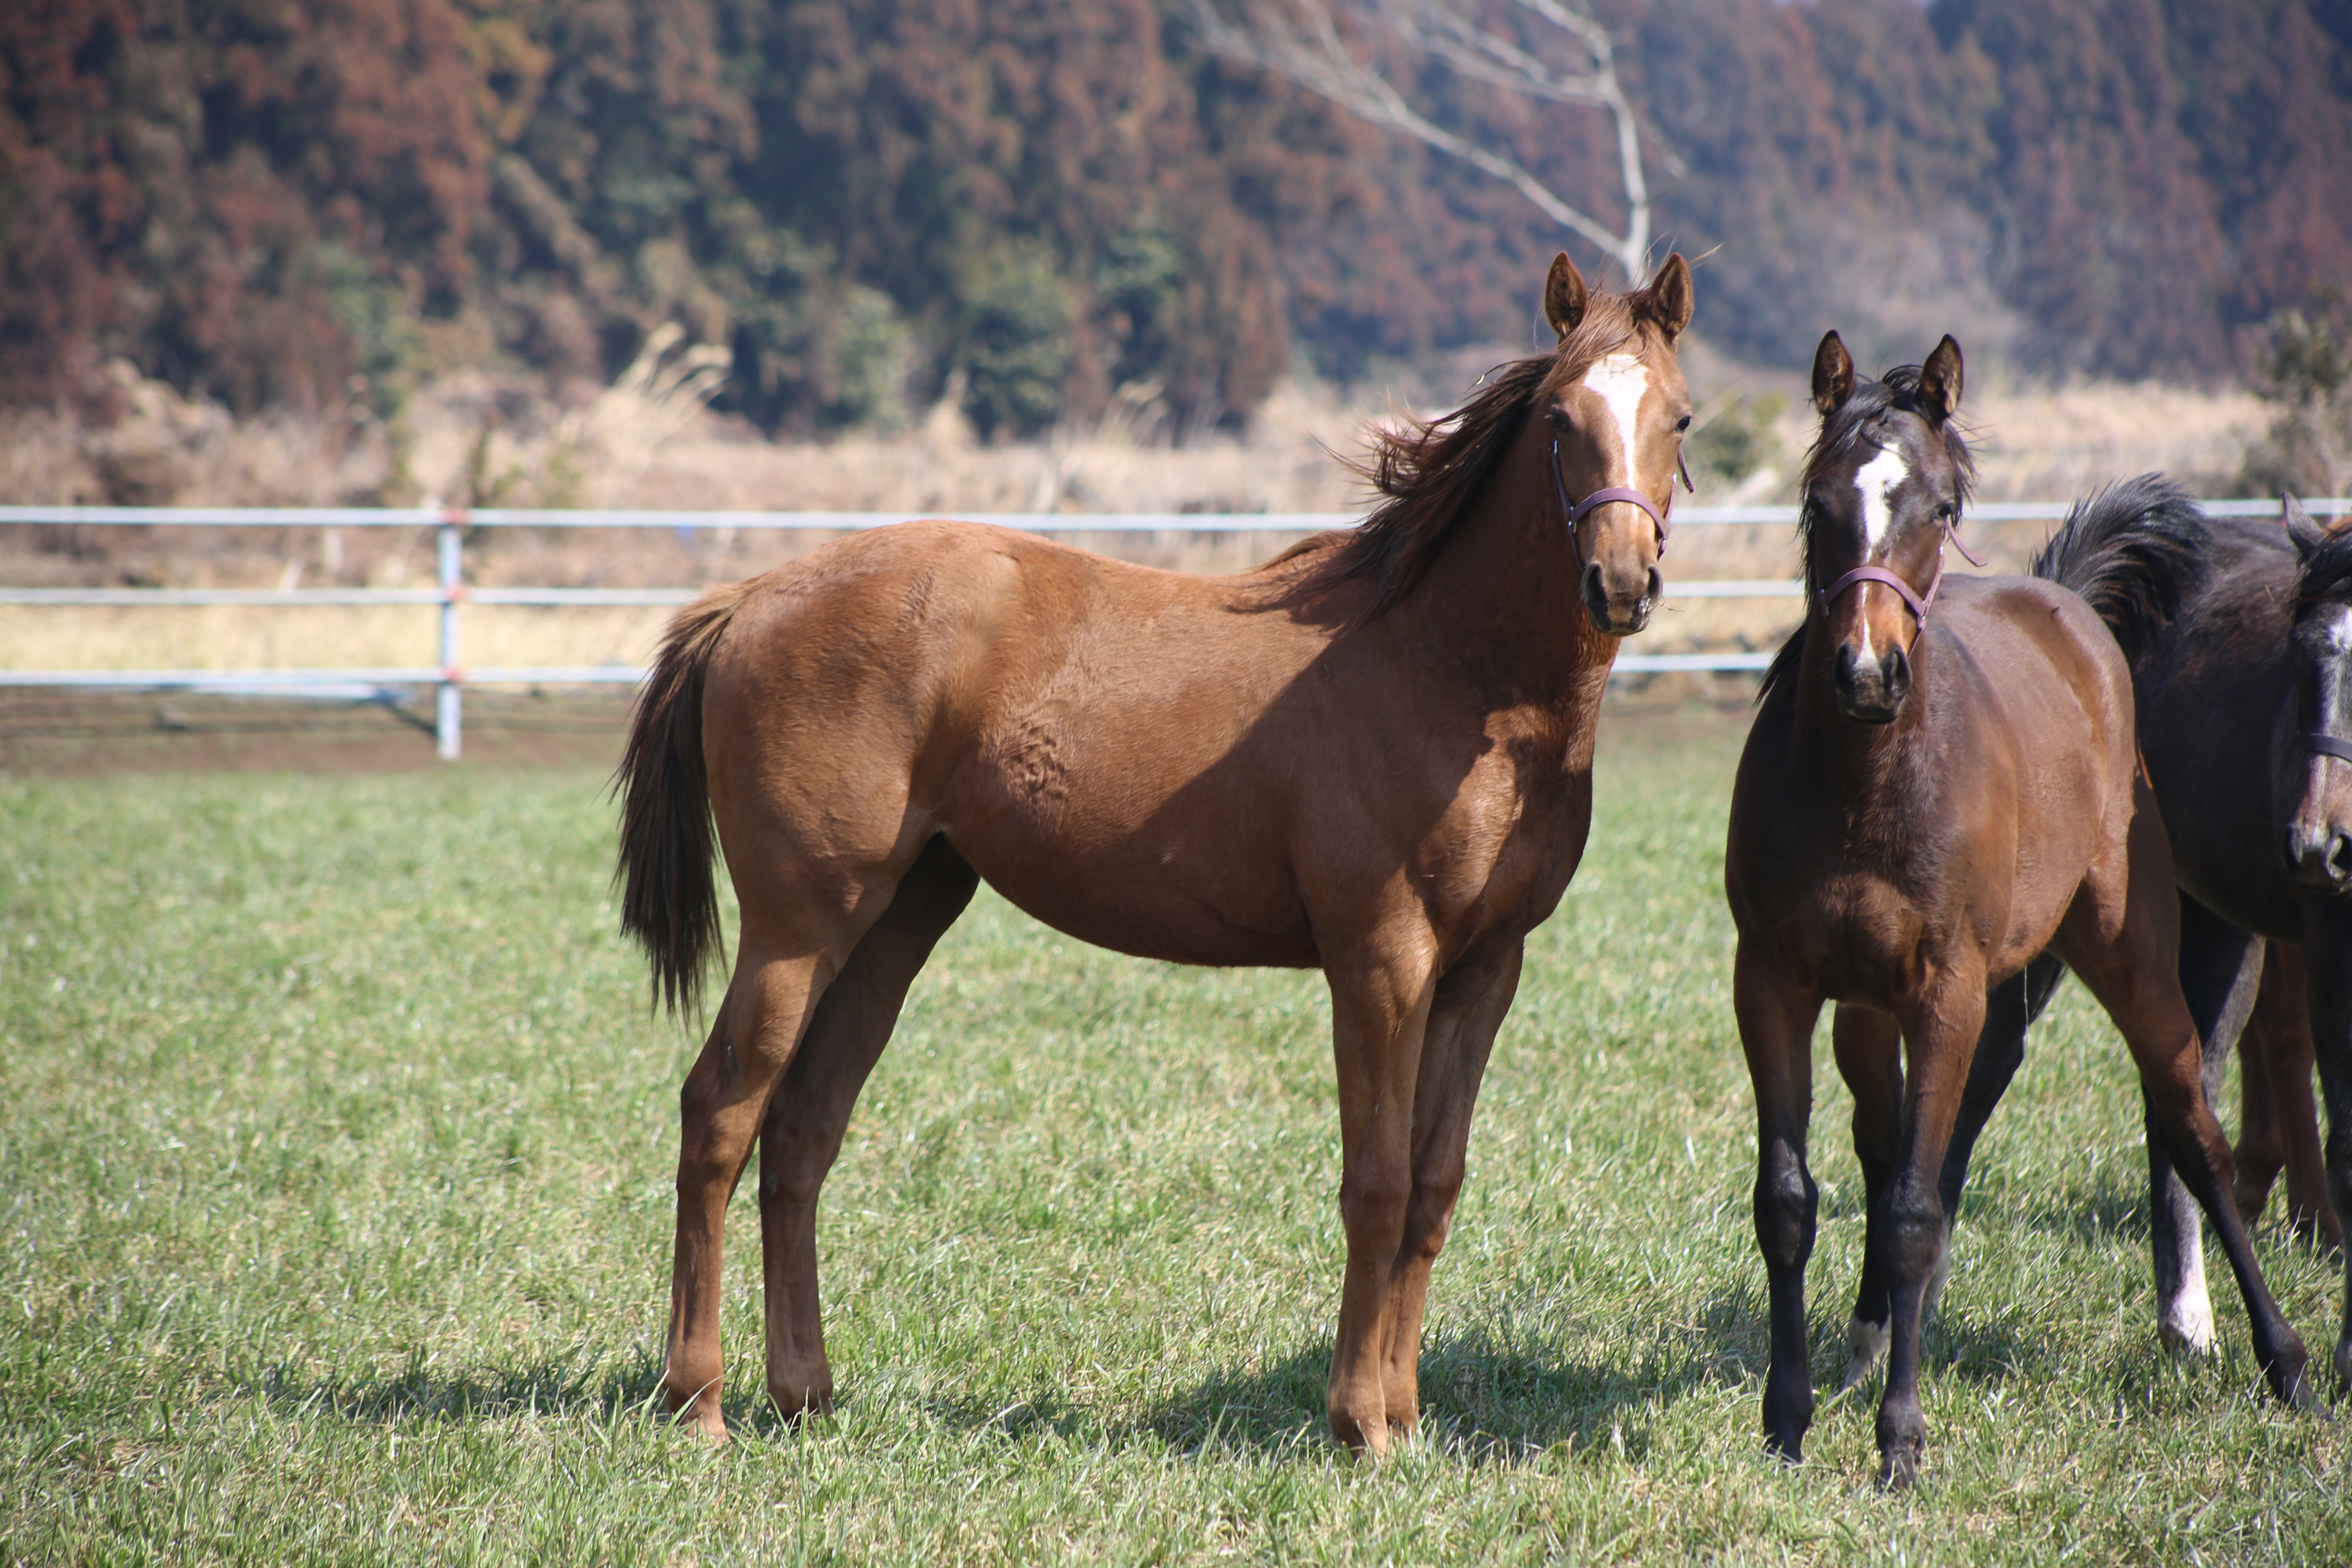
[2,0,2346,436]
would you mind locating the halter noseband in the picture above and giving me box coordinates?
[1812,502,1986,631]
[2303,733,2352,766]
[1550,433,1690,566]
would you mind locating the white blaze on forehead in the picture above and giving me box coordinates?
[1854,444,1910,550]
[1580,353,1649,470]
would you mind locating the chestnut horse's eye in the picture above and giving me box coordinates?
[1675,415,1692,432]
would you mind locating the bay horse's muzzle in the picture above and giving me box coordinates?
[1833,639,1911,723]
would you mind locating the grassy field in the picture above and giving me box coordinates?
[2,721,2345,1563]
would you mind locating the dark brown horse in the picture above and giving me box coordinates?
[2234,942,2339,1250]
[2007,487,2352,1379]
[1723,334,2310,1486]
[614,253,1694,1452]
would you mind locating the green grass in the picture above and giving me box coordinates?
[2,723,2345,1563]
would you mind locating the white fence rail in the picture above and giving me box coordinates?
[3,499,2340,759]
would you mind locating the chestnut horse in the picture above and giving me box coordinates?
[615,253,1694,1452]
[1723,334,2310,1486]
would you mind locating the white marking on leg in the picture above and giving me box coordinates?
[2158,1238,2216,1356]
[1580,354,1650,479]
[1854,444,1910,550]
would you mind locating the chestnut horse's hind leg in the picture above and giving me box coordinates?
[1733,945,1825,1463]
[1377,941,1524,1437]
[664,944,843,1438]
[2145,895,2263,1356]
[758,837,979,1419]
[2058,794,2311,1408]
[1831,1004,1902,1394]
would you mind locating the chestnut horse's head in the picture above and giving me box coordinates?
[1541,252,1694,636]
[2283,496,2352,891]
[1798,332,1974,723]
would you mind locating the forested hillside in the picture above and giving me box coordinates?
[3,0,2346,438]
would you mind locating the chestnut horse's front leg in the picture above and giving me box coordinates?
[1733,944,1824,1463]
[1321,936,1441,1456]
[1377,940,1525,1433]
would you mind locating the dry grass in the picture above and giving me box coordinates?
[0,353,2277,674]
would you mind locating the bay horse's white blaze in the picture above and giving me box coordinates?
[1583,354,1650,474]
[1855,445,1909,550]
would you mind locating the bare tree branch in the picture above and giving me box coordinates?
[1183,0,1656,282]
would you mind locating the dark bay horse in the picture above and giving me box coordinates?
[2019,486,2352,1379]
[1723,333,2310,1486]
[615,253,1695,1452]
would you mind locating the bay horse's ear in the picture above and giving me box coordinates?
[2285,493,2329,560]
[1635,253,1694,341]
[1920,334,1964,421]
[1544,252,1589,340]
[1811,331,1854,416]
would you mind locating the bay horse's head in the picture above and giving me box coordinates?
[1541,252,1694,636]
[2283,495,2352,891]
[1798,332,1974,723]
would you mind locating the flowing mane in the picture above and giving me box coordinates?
[1278,292,1643,616]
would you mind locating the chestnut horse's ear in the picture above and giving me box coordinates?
[2285,493,2329,559]
[1811,331,1854,416]
[1920,334,1964,421]
[1635,253,1694,341]
[1544,252,1589,340]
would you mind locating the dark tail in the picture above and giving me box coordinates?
[613,579,757,1016]
[2029,472,2209,664]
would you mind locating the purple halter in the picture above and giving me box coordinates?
[2304,733,2352,766]
[1813,504,1986,630]
[1550,433,1691,566]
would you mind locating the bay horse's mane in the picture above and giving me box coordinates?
[1279,292,1644,616]
[1757,362,1980,704]
[2293,514,2352,612]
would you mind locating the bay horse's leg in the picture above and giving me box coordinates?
[2060,794,2311,1408]
[664,943,842,1438]
[1322,941,1440,1457]
[1831,1004,1902,1395]
[1930,954,2067,1317]
[2145,896,2262,1356]
[2299,900,2352,1385]
[1733,944,1824,1462]
[2235,945,2340,1247]
[1871,966,1989,1489]
[1378,941,1523,1437]
[757,837,979,1419]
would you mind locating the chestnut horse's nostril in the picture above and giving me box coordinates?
[1645,564,1664,610]
[1581,561,1610,622]
[1884,645,1911,700]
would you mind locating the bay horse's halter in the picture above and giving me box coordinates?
[1812,491,1985,633]
[1550,433,1693,568]
[2287,499,2352,768]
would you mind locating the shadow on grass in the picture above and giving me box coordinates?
[913,1291,1781,1467]
[238,1341,676,1429]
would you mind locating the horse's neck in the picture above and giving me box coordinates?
[1390,425,1618,726]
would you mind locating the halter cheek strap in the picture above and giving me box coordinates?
[2304,733,2352,766]
[1550,434,1689,566]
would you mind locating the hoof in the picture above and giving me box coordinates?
[766,1376,836,1423]
[1877,1441,1920,1490]
[1837,1315,1889,1397]
[2267,1337,2315,1410]
[1763,1428,1804,1466]
[1328,1407,1392,1460]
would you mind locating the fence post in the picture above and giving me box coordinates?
[437,508,465,760]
